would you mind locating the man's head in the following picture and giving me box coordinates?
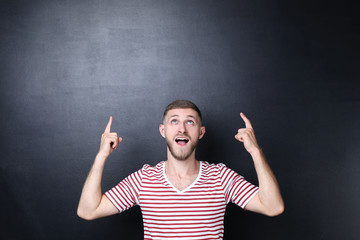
[160,100,205,161]
[163,100,202,124]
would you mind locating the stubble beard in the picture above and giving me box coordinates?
[166,137,199,161]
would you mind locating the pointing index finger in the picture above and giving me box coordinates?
[104,116,113,133]
[240,112,253,129]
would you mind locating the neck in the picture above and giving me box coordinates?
[166,152,199,178]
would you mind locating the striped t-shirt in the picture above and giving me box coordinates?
[105,161,259,239]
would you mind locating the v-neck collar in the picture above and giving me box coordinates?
[163,161,203,194]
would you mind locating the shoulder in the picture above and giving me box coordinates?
[200,161,230,177]
[140,161,164,175]
[201,161,243,181]
[201,161,228,171]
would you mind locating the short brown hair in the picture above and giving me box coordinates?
[163,100,202,122]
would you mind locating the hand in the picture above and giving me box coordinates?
[235,112,261,155]
[98,116,123,158]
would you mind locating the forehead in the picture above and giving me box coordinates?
[164,108,200,119]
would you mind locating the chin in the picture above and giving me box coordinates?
[167,141,197,161]
[173,153,192,161]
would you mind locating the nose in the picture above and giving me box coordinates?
[177,121,186,133]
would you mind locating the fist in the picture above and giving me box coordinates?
[235,113,260,155]
[98,116,123,158]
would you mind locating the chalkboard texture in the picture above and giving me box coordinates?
[1,0,359,239]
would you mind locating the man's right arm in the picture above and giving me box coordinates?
[77,116,122,220]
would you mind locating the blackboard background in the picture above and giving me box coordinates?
[1,0,359,239]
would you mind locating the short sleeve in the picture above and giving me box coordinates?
[105,168,143,213]
[219,164,259,209]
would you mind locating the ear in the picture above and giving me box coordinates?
[199,126,206,139]
[159,124,166,138]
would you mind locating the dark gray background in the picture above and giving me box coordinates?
[1,0,359,239]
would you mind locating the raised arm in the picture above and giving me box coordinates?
[235,113,284,216]
[77,116,122,220]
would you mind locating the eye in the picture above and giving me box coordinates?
[187,120,194,125]
[171,119,178,124]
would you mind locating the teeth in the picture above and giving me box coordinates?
[176,137,189,142]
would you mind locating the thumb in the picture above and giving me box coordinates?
[234,134,243,142]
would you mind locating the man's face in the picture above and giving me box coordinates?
[159,108,205,161]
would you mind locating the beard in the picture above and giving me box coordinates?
[166,136,199,161]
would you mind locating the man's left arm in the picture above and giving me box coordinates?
[235,113,284,216]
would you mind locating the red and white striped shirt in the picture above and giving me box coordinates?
[105,161,259,239]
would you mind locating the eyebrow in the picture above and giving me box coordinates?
[186,115,196,119]
[165,114,201,125]
[168,114,196,119]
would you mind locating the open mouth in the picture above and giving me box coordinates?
[175,137,189,146]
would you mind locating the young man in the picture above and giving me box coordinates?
[77,100,284,239]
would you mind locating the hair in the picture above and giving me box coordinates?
[163,100,202,122]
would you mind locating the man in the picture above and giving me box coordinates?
[77,100,284,239]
